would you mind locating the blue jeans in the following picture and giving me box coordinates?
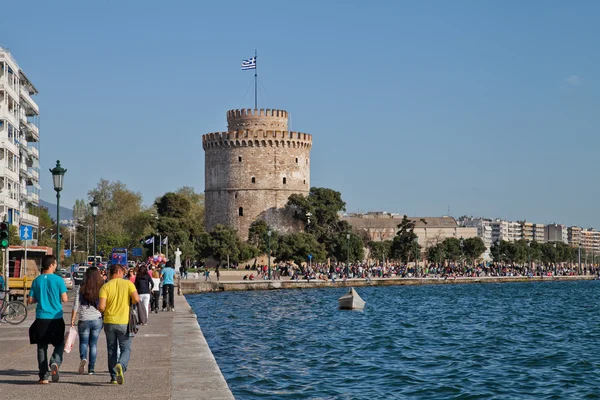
[78,319,103,370]
[104,324,132,380]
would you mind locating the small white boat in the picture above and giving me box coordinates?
[338,287,365,310]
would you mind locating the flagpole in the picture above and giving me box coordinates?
[254,49,257,109]
[152,237,155,256]
[159,234,162,255]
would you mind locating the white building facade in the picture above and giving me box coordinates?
[0,47,40,239]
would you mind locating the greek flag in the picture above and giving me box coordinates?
[241,57,256,70]
[162,236,168,245]
[145,237,154,244]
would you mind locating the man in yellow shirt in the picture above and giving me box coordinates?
[99,264,139,385]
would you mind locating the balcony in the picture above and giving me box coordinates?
[19,162,27,175]
[19,211,39,227]
[27,167,39,181]
[1,138,18,157]
[20,89,39,116]
[26,122,39,141]
[28,145,39,159]
[0,194,20,210]
[0,164,20,182]
[26,191,39,204]
[0,81,18,100]
[0,104,18,127]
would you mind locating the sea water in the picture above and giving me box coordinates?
[187,281,600,399]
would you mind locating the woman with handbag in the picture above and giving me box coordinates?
[134,264,153,325]
[70,267,104,375]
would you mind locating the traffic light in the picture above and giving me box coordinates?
[0,222,9,248]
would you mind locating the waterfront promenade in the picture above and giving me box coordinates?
[0,292,234,400]
[181,273,597,294]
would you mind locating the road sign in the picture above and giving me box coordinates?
[307,254,313,260]
[20,225,32,241]
[64,249,71,257]
[131,247,143,257]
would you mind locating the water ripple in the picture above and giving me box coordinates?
[188,281,600,399]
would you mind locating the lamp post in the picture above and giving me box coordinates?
[346,233,351,267]
[460,237,464,269]
[50,160,66,273]
[90,198,99,266]
[578,243,581,275]
[527,242,531,276]
[414,237,419,277]
[267,229,272,280]
[553,242,557,276]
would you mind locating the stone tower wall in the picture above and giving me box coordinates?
[203,109,311,239]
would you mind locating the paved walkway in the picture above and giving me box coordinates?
[0,290,234,399]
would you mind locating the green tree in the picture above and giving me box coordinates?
[274,232,326,267]
[462,237,486,264]
[442,237,462,263]
[426,243,445,264]
[286,187,350,258]
[368,240,392,263]
[330,232,364,262]
[247,219,279,255]
[88,179,149,256]
[390,215,420,262]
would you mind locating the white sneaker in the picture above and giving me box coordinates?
[79,359,87,375]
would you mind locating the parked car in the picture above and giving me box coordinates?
[61,271,74,290]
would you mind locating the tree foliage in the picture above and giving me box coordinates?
[390,215,420,262]
[274,232,326,266]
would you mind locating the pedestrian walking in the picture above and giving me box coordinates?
[150,269,161,313]
[134,264,153,325]
[204,268,211,281]
[99,264,139,385]
[70,266,103,375]
[215,265,220,281]
[161,261,175,311]
[28,255,68,384]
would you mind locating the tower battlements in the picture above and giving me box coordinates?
[227,108,289,131]
[202,130,312,149]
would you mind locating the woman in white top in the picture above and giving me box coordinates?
[70,267,104,375]
[150,269,161,314]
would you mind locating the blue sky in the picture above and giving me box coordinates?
[2,0,599,227]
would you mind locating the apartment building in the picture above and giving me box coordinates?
[533,224,545,243]
[545,224,568,244]
[520,222,534,242]
[579,228,600,254]
[568,226,582,247]
[0,47,40,239]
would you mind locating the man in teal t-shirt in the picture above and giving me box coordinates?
[28,255,68,384]
[160,261,176,312]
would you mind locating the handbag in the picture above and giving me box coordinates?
[64,326,78,353]
[128,305,139,337]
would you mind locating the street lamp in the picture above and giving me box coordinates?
[267,229,272,280]
[527,242,531,276]
[578,243,581,275]
[553,242,557,276]
[50,160,66,273]
[460,237,464,268]
[414,237,419,277]
[90,197,99,266]
[346,233,351,267]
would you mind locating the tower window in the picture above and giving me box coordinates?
[295,158,298,163]
[251,177,256,184]
[234,193,238,199]
[238,156,242,162]
[238,207,244,216]
[303,180,306,184]
[283,177,287,184]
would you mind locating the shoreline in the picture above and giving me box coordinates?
[180,274,597,294]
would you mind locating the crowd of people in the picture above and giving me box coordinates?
[239,261,600,282]
[27,256,178,385]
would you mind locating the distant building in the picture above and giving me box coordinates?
[342,212,477,251]
[545,224,568,244]
[568,226,582,247]
[490,220,521,243]
[533,223,546,243]
[579,228,600,254]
